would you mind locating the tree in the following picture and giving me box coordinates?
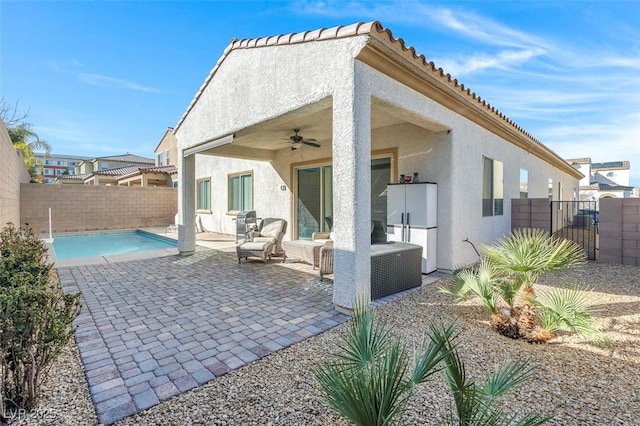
[1,99,51,183]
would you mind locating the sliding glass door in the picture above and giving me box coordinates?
[295,156,392,241]
[297,166,332,239]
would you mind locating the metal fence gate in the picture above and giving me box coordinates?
[550,200,597,260]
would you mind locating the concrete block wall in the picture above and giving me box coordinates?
[511,198,551,231]
[599,198,640,266]
[20,184,177,233]
[0,120,31,227]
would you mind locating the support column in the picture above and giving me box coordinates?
[331,78,372,312]
[178,152,196,255]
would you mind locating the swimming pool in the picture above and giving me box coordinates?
[51,230,178,261]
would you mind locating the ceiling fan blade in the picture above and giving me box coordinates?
[301,140,321,148]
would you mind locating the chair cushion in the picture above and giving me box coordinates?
[260,220,284,238]
[252,236,277,244]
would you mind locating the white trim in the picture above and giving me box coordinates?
[183,134,234,157]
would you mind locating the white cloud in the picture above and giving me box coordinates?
[77,73,157,92]
[48,60,158,92]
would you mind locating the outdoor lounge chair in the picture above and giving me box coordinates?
[250,218,287,256]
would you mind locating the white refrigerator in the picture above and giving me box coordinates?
[386,182,437,273]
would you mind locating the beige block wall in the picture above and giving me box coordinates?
[20,184,177,233]
[511,198,551,231]
[599,198,640,266]
[1,120,31,227]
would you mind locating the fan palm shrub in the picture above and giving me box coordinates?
[314,301,550,425]
[446,228,603,343]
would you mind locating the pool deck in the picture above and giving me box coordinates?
[56,229,447,424]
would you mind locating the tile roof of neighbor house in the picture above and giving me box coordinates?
[591,161,630,171]
[174,21,580,179]
[34,153,92,160]
[56,174,90,180]
[92,165,178,178]
[117,165,178,180]
[97,153,155,164]
[566,158,592,165]
[582,182,635,191]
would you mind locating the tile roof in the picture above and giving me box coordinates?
[581,182,634,191]
[591,161,630,171]
[97,153,155,164]
[92,165,178,178]
[565,158,592,165]
[55,174,89,180]
[175,21,579,178]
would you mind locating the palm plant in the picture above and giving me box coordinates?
[448,228,602,343]
[8,123,51,182]
[314,301,550,425]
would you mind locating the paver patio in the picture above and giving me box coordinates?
[57,249,349,424]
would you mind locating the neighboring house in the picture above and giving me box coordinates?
[566,158,639,208]
[56,164,177,187]
[33,153,91,184]
[174,21,582,310]
[75,153,155,175]
[153,127,179,186]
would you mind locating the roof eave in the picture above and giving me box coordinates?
[357,31,582,180]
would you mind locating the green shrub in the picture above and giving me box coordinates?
[0,224,81,413]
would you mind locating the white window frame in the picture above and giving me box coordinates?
[482,156,503,217]
[227,171,253,214]
[196,177,211,212]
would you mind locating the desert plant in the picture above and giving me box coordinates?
[0,224,81,413]
[314,301,550,425]
[447,228,602,343]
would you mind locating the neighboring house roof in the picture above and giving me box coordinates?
[55,174,90,181]
[92,165,140,176]
[591,161,630,171]
[34,153,92,160]
[88,165,177,179]
[174,21,580,179]
[117,165,178,180]
[95,153,155,164]
[581,182,635,191]
[566,158,592,165]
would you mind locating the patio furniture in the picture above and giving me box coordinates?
[319,242,423,299]
[250,218,287,256]
[319,241,334,280]
[282,239,325,268]
[236,241,275,263]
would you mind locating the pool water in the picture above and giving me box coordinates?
[52,230,177,260]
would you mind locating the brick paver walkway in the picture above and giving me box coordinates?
[58,249,348,424]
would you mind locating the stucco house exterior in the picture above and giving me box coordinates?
[566,158,639,208]
[174,21,582,311]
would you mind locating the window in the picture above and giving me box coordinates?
[69,161,76,166]
[196,178,211,211]
[55,169,64,176]
[101,162,109,170]
[165,150,170,165]
[157,153,164,166]
[228,172,253,212]
[68,168,75,175]
[482,156,503,217]
[57,160,66,166]
[44,159,52,165]
[44,168,53,175]
[548,178,553,201]
[519,169,528,199]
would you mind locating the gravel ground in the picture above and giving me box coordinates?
[19,262,640,425]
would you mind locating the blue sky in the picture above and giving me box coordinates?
[1,1,639,185]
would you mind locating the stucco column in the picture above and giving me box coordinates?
[178,152,196,255]
[331,80,372,312]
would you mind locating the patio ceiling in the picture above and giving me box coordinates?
[194,97,449,159]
